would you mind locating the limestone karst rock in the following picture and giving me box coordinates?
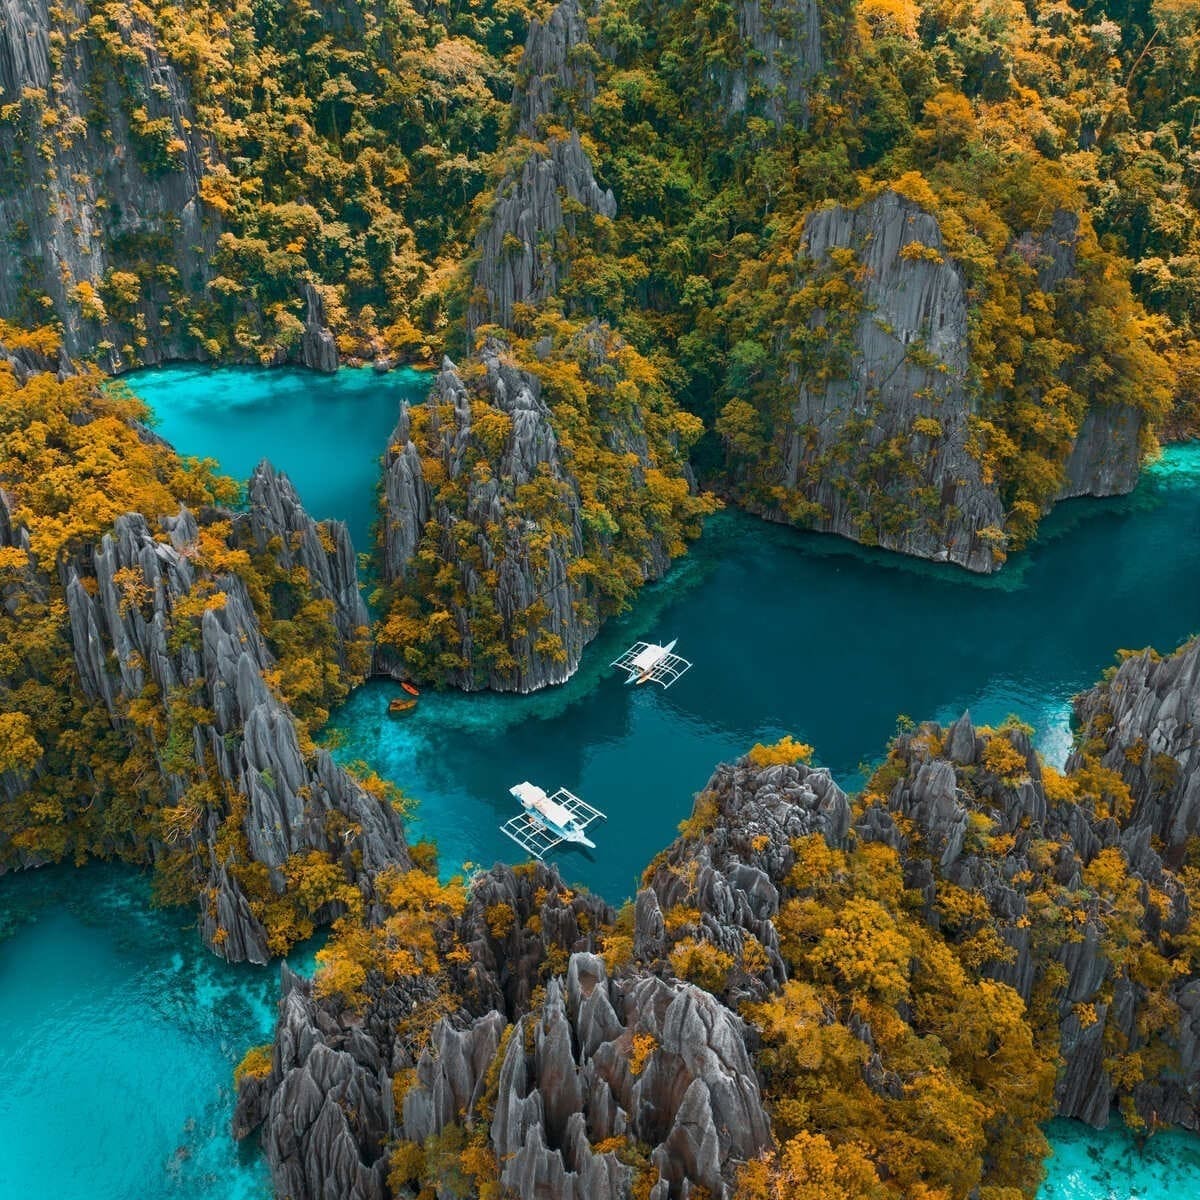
[237,864,772,1200]
[61,475,404,961]
[0,0,349,370]
[1071,638,1200,855]
[0,487,46,843]
[298,284,340,374]
[642,755,852,1001]
[467,0,614,336]
[380,344,587,690]
[717,0,824,128]
[467,134,617,336]
[0,0,218,369]
[727,191,1150,572]
[379,336,680,691]
[882,713,1198,1129]
[243,460,369,675]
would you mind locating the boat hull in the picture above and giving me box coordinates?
[521,806,595,849]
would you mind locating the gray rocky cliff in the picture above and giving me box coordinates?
[762,190,1007,572]
[468,134,616,335]
[1071,639,1200,857]
[241,460,370,675]
[487,963,771,1200]
[0,327,76,382]
[1016,210,1146,503]
[738,192,1150,572]
[0,0,217,369]
[516,0,594,134]
[467,0,614,336]
[255,967,394,1200]
[236,863,610,1195]
[0,0,341,369]
[379,335,676,692]
[717,0,823,128]
[1056,403,1144,499]
[634,720,1200,1135]
[297,283,340,375]
[61,478,405,961]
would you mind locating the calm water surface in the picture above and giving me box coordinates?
[0,865,319,1200]
[2,367,1195,1199]
[122,362,427,551]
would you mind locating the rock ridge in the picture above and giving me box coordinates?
[62,467,403,961]
[379,333,684,691]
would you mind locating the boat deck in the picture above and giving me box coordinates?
[610,642,692,688]
[500,786,607,859]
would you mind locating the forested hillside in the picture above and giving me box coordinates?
[2,0,1198,569]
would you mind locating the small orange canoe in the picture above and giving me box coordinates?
[388,697,418,714]
[401,681,420,697]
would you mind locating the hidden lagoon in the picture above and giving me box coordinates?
[3,362,1200,1199]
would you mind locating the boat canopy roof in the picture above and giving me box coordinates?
[501,784,607,859]
[631,644,665,670]
[511,781,547,807]
[511,781,574,828]
[610,640,692,689]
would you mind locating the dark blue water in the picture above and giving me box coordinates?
[122,363,428,552]
[2,367,1194,1199]
[329,446,1200,903]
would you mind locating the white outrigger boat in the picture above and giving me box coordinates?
[499,782,607,860]
[610,638,692,688]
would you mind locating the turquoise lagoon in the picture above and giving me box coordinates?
[2,364,1199,1198]
[122,362,428,551]
[0,864,319,1200]
[1040,1118,1200,1198]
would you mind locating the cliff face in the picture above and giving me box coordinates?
[381,346,586,691]
[0,0,343,371]
[717,0,823,128]
[1071,639,1200,856]
[0,0,216,369]
[786,190,1004,572]
[242,461,370,673]
[467,0,614,337]
[642,726,1200,1133]
[725,191,1151,572]
[468,134,616,336]
[62,466,402,961]
[380,335,684,691]
[640,756,852,1000]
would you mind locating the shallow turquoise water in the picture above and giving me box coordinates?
[1040,1118,1200,1198]
[122,363,428,552]
[0,864,319,1200]
[15,367,1200,1198]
